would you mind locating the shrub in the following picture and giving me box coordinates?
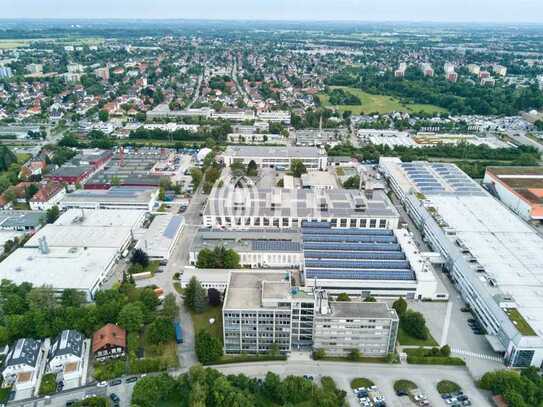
[93,359,126,381]
[437,380,461,394]
[313,348,326,360]
[39,373,57,395]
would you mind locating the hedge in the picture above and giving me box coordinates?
[206,354,287,366]
[406,356,465,365]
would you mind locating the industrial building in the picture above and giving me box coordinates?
[302,222,444,299]
[134,213,184,262]
[203,185,399,230]
[313,290,399,357]
[0,209,145,300]
[483,166,543,222]
[223,146,327,171]
[60,186,158,211]
[189,228,303,268]
[380,157,543,368]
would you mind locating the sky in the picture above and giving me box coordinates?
[2,0,543,23]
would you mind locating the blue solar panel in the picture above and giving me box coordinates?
[303,242,401,251]
[303,235,397,243]
[304,251,406,260]
[302,228,393,236]
[305,259,410,269]
[305,269,415,281]
[252,240,301,251]
[163,216,183,239]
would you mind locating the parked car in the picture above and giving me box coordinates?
[126,377,138,383]
[110,379,122,386]
[96,381,108,388]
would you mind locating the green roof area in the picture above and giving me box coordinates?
[505,308,537,336]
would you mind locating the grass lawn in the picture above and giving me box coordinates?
[397,326,438,346]
[393,379,418,393]
[191,305,223,343]
[505,308,537,336]
[319,86,447,115]
[351,377,375,389]
[0,39,31,49]
[319,356,389,364]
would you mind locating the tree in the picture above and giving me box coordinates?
[348,349,362,361]
[131,374,177,407]
[401,310,428,340]
[289,159,307,177]
[392,297,407,317]
[336,292,351,302]
[61,289,85,308]
[161,293,179,321]
[146,317,174,344]
[364,295,376,302]
[343,175,360,189]
[131,249,149,268]
[313,348,326,360]
[195,331,223,364]
[98,110,109,122]
[196,246,240,269]
[192,283,207,313]
[247,160,258,176]
[440,344,451,357]
[45,205,60,224]
[24,183,39,201]
[27,286,57,311]
[208,288,222,307]
[117,302,145,332]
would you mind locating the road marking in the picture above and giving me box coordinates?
[440,300,453,346]
[451,348,503,363]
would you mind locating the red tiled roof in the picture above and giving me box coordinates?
[92,324,126,354]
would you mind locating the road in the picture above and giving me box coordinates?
[186,74,203,108]
[231,59,251,103]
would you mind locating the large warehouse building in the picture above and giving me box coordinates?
[223,146,328,171]
[483,166,543,222]
[203,185,400,230]
[380,157,543,368]
[302,221,444,299]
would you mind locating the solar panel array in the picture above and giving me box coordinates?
[400,162,445,193]
[430,163,482,194]
[252,240,302,252]
[302,222,415,282]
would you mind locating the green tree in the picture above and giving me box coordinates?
[348,349,362,361]
[401,310,428,340]
[336,292,351,302]
[60,289,86,308]
[247,160,258,176]
[392,297,407,317]
[289,159,307,177]
[313,348,326,360]
[440,344,451,357]
[343,175,360,189]
[131,374,177,407]
[146,317,174,344]
[98,110,109,122]
[161,293,179,321]
[364,295,377,302]
[195,331,223,364]
[131,249,149,268]
[192,283,207,313]
[45,205,60,224]
[118,302,145,332]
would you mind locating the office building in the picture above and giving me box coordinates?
[222,271,316,354]
[394,63,407,78]
[223,146,327,171]
[134,214,184,262]
[0,66,12,79]
[483,166,543,222]
[380,157,543,367]
[257,110,291,124]
[302,221,444,299]
[203,185,399,230]
[313,290,399,357]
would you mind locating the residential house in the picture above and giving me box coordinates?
[2,338,45,394]
[29,181,66,211]
[47,330,86,385]
[92,324,126,362]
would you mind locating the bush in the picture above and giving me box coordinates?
[350,377,374,389]
[313,348,326,360]
[39,373,57,395]
[348,349,362,361]
[93,359,126,381]
[437,380,461,394]
[440,344,451,357]
[129,357,164,374]
[394,379,417,393]
[195,330,223,364]
[405,348,465,366]
[401,310,429,340]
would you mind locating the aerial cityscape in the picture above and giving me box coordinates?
[0,2,543,407]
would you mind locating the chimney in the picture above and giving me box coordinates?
[38,236,49,254]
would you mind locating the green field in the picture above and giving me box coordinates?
[191,306,223,342]
[319,86,447,115]
[0,39,32,49]
[397,326,438,346]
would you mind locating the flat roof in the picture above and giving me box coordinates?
[54,208,144,228]
[225,145,324,159]
[327,301,397,320]
[0,211,43,228]
[0,246,117,291]
[61,186,157,204]
[205,186,398,219]
[224,271,291,310]
[486,167,543,204]
[300,171,338,188]
[134,214,184,258]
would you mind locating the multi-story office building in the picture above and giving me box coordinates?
[203,185,400,230]
[313,290,399,357]
[223,272,315,354]
[0,66,12,79]
[380,157,543,367]
[223,146,327,171]
[222,271,399,355]
[257,110,291,124]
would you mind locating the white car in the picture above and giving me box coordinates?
[96,381,108,388]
